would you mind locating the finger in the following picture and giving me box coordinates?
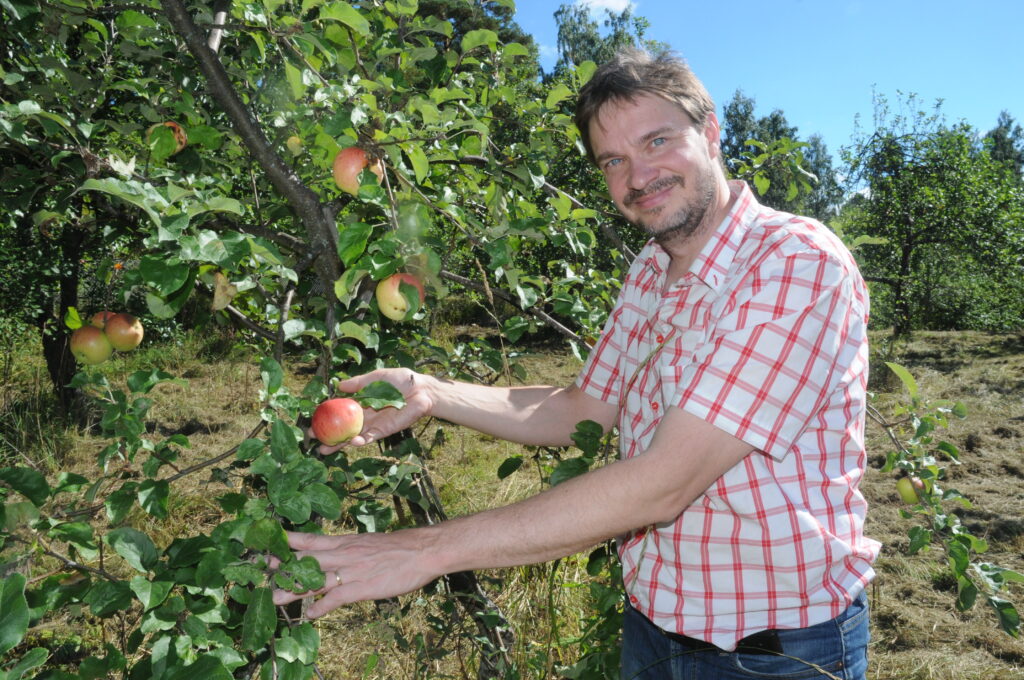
[335,369,391,395]
[286,530,345,551]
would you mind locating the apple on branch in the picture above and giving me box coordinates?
[375,273,425,321]
[146,121,188,155]
[90,310,116,329]
[333,146,384,195]
[311,398,364,446]
[896,476,924,504]
[104,313,144,351]
[70,325,114,365]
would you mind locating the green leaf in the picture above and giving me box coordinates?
[129,575,174,611]
[4,646,49,680]
[0,573,28,656]
[0,466,50,506]
[988,596,1021,636]
[545,83,573,109]
[497,455,523,479]
[138,479,169,519]
[284,60,305,100]
[105,527,160,572]
[402,142,430,183]
[241,587,276,651]
[80,178,167,227]
[243,518,291,559]
[354,381,405,410]
[138,255,191,296]
[164,654,233,680]
[461,28,498,54]
[753,173,770,196]
[337,221,373,267]
[305,482,341,520]
[84,581,133,617]
[260,357,284,395]
[885,362,919,399]
[319,2,370,35]
[550,457,591,486]
[105,484,137,524]
[126,369,180,394]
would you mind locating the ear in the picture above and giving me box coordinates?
[702,111,723,159]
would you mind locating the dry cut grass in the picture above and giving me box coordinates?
[3,328,1024,678]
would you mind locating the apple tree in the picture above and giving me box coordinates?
[0,0,628,677]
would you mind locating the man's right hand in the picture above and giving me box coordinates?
[314,368,435,453]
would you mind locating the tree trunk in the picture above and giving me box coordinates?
[38,226,87,416]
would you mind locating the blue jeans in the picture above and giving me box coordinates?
[621,592,870,680]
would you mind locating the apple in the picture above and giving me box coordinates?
[70,325,114,365]
[333,146,384,195]
[90,310,116,328]
[286,135,304,157]
[104,313,144,351]
[375,273,425,321]
[311,398,364,446]
[896,476,923,504]
[146,121,188,155]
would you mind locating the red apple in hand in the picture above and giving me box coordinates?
[70,325,114,365]
[104,313,144,351]
[375,273,425,321]
[333,147,384,195]
[311,398,364,446]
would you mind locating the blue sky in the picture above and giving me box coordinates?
[511,0,1024,157]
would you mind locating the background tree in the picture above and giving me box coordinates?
[720,90,842,220]
[840,94,1024,336]
[984,110,1024,179]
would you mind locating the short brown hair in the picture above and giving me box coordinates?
[575,48,716,164]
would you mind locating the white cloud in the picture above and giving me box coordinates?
[577,0,635,15]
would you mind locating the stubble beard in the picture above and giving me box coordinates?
[627,169,718,248]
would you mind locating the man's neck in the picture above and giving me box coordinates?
[660,178,735,288]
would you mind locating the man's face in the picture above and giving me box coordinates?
[589,94,722,247]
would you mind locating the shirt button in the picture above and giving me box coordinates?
[655,334,664,343]
[651,402,659,411]
[629,595,639,606]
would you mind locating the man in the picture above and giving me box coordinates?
[274,48,879,679]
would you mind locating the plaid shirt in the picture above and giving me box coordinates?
[577,181,880,651]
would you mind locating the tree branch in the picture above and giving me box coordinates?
[440,270,585,346]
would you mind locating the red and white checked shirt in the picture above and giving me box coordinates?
[577,181,880,651]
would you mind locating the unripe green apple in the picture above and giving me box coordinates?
[286,135,303,157]
[104,313,144,351]
[896,476,923,504]
[333,146,384,195]
[375,273,425,321]
[70,325,114,365]
[311,398,364,445]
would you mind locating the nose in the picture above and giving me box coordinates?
[627,157,659,191]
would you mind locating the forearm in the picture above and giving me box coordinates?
[421,374,613,447]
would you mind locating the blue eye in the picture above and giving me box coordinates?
[604,158,622,169]
[652,137,665,147]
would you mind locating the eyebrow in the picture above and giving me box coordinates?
[594,125,677,165]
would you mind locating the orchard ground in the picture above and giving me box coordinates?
[2,326,1023,679]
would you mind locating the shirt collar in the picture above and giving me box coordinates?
[643,180,759,292]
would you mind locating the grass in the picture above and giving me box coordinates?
[3,326,1024,678]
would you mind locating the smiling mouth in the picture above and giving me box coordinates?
[624,176,683,209]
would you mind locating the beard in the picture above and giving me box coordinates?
[625,167,718,247]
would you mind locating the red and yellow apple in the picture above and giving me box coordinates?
[146,121,188,155]
[311,398,364,446]
[70,325,114,365]
[104,312,144,351]
[333,146,384,195]
[375,273,425,321]
[90,310,116,329]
